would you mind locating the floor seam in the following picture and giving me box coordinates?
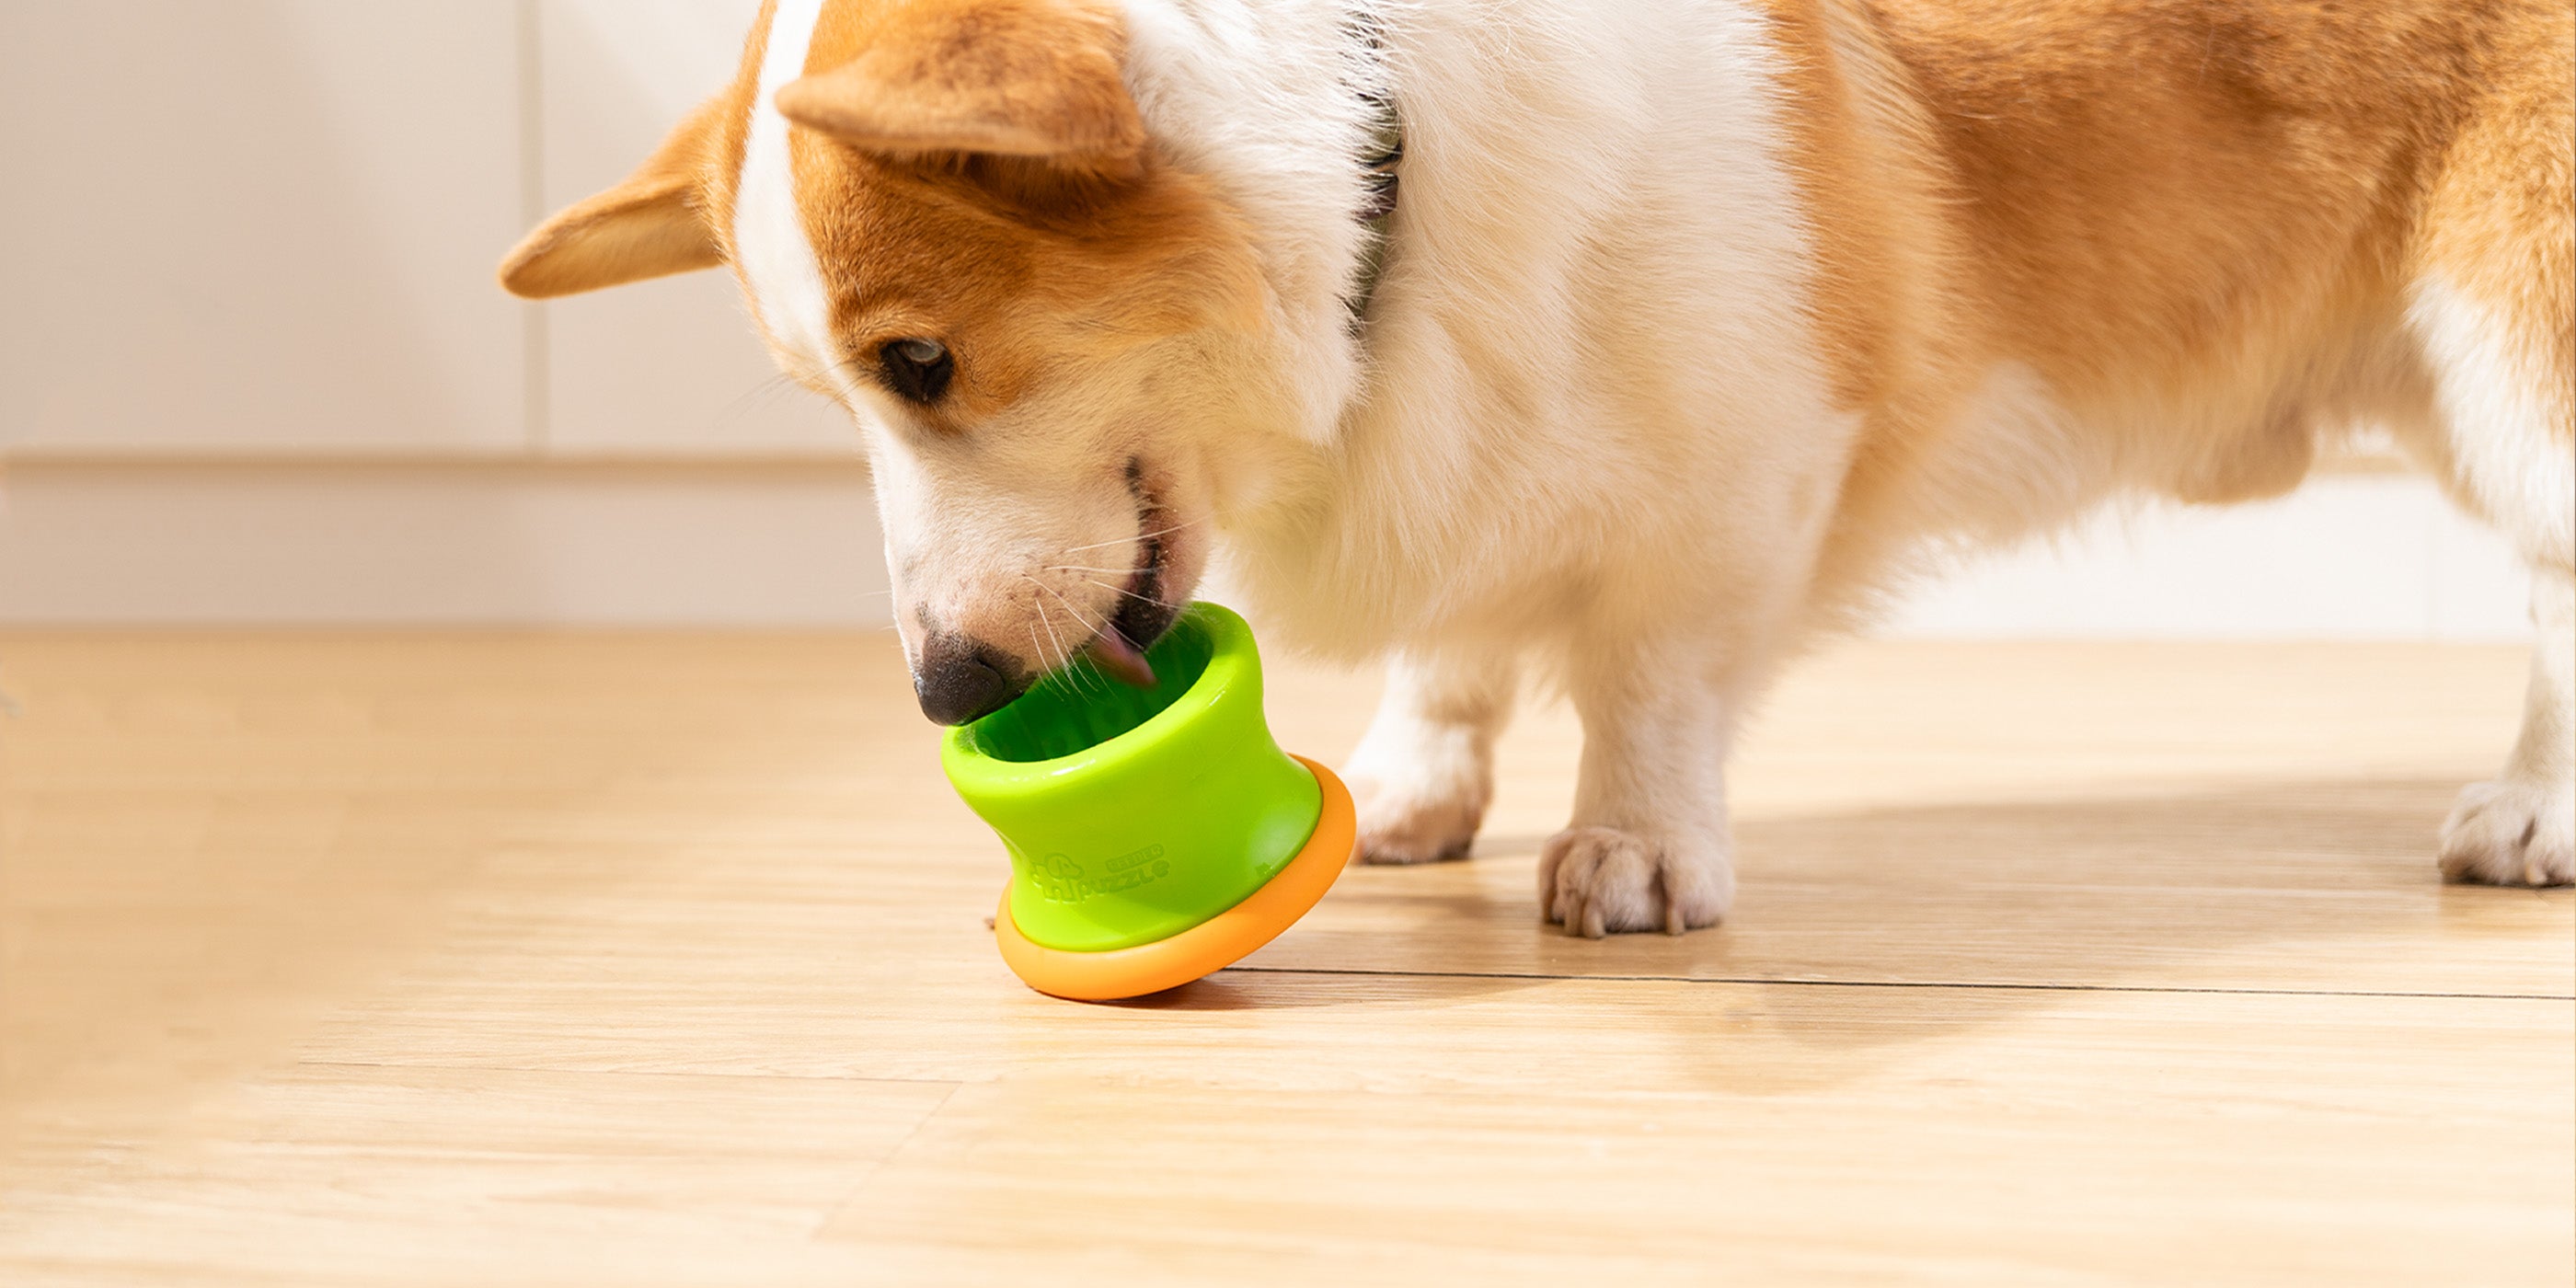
[808,1081,965,1242]
[1220,965,2576,1001]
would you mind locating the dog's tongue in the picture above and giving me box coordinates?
[1086,631,1156,688]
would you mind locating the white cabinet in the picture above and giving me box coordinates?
[539,0,856,457]
[0,2,531,455]
[0,1,852,460]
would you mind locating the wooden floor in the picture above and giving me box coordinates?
[0,632,2567,1286]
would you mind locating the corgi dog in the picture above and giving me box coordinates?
[501,0,2574,934]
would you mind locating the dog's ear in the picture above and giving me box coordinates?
[776,0,1144,167]
[498,98,726,300]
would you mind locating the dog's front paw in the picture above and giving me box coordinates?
[1343,728,1492,866]
[1346,765,1487,865]
[1538,826,1732,937]
[2440,778,2574,887]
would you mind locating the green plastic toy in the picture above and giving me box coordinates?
[941,603,1356,1001]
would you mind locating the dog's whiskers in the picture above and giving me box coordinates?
[1056,518,1205,557]
[1024,620,1048,697]
[1028,578,1126,697]
[1079,578,1162,607]
[1031,577,1113,640]
[1025,576,1110,696]
[1025,584,1086,696]
[1025,579,1066,673]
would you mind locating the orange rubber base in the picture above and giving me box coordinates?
[995,755,1357,1002]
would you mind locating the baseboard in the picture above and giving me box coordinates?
[0,465,2535,638]
[0,460,889,627]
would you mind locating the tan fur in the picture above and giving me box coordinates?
[1754,0,1988,615]
[728,2,1264,428]
[1771,0,2574,627]
[497,97,732,298]
[2413,0,2574,443]
[501,6,773,298]
[784,0,1144,162]
[2387,2,2574,587]
[806,155,1260,412]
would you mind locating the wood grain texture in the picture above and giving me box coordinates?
[0,632,2567,1285]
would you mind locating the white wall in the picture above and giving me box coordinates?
[1891,474,2532,642]
[0,3,532,455]
[0,3,2540,638]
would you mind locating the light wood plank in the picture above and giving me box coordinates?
[2,1065,954,1287]
[6,983,2566,1286]
[0,632,2568,1286]
[828,1007,2574,1288]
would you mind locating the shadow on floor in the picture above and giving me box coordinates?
[1234,775,2572,1085]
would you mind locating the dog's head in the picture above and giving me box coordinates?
[501,0,1284,723]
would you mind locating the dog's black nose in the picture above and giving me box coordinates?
[913,633,1024,726]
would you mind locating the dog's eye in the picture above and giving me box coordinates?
[879,338,954,404]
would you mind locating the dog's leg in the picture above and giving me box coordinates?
[1539,635,1736,937]
[2441,569,2575,887]
[1344,650,1519,865]
[2407,67,2574,885]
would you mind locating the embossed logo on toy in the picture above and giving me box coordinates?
[1033,845,1171,903]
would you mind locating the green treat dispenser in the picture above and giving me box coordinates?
[939,603,1357,1000]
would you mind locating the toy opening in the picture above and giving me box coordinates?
[962,613,1217,764]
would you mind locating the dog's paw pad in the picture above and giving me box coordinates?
[1538,826,1731,937]
[2440,779,2575,888]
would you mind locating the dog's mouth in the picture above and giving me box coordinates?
[1083,461,1182,688]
